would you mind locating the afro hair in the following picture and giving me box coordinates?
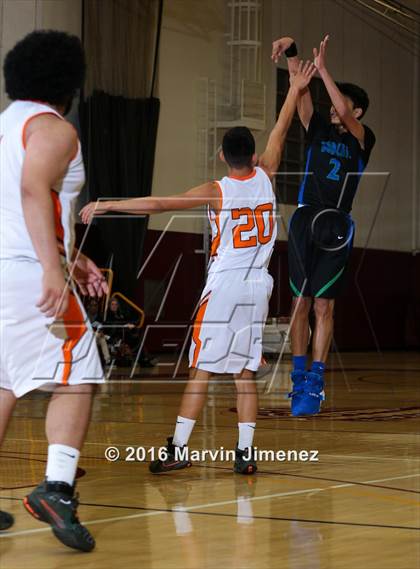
[337,82,369,118]
[4,30,86,106]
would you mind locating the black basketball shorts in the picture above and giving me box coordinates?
[288,205,355,299]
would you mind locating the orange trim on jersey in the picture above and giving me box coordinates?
[210,215,221,257]
[61,294,87,385]
[191,296,210,368]
[50,190,65,244]
[21,112,61,150]
[229,169,256,181]
[210,181,223,257]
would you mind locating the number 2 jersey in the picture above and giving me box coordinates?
[208,166,277,274]
[298,111,376,213]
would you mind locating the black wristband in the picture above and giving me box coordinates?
[285,42,298,58]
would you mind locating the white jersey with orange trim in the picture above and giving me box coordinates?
[0,100,84,261]
[0,100,103,398]
[208,166,277,274]
[188,167,276,374]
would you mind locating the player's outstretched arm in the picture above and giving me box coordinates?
[314,35,366,146]
[259,60,316,179]
[272,37,314,130]
[21,115,77,317]
[79,182,221,224]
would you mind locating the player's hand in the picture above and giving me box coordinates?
[69,252,108,298]
[313,34,329,72]
[271,36,295,63]
[37,268,69,318]
[289,60,317,91]
[79,200,110,224]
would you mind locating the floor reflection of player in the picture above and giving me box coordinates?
[158,480,201,569]
[287,521,324,569]
[151,477,259,569]
[232,477,258,569]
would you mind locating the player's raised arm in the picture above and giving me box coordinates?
[272,37,314,130]
[314,35,366,146]
[21,115,77,317]
[79,181,221,224]
[259,60,316,179]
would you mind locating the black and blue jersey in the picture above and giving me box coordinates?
[298,112,376,213]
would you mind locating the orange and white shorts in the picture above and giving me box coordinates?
[0,258,104,398]
[189,268,273,374]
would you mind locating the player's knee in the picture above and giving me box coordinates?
[234,370,256,388]
[292,297,312,317]
[314,299,334,320]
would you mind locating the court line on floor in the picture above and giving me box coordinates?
[4,437,420,458]
[4,448,420,463]
[3,497,418,533]
[1,472,419,539]
[2,462,419,495]
[181,510,420,531]
[3,449,420,468]
[6,414,420,434]
[195,464,420,494]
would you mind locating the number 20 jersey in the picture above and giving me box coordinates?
[208,166,277,274]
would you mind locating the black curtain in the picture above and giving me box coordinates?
[78,0,163,297]
[79,94,160,297]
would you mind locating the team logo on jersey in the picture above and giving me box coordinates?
[321,140,351,159]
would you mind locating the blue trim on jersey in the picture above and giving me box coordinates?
[298,147,312,205]
[347,220,355,250]
[357,157,365,183]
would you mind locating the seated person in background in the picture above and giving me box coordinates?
[105,296,155,368]
[86,298,111,365]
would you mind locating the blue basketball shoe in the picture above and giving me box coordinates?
[289,371,324,416]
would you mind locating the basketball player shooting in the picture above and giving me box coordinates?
[0,31,108,550]
[272,35,376,416]
[80,61,316,475]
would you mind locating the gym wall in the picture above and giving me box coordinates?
[0,0,82,112]
[1,0,419,349]
[151,0,420,254]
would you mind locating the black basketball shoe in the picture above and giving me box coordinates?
[0,510,14,531]
[234,445,257,475]
[149,437,192,474]
[23,480,95,552]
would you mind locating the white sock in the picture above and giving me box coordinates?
[238,422,256,451]
[173,416,196,447]
[45,444,80,486]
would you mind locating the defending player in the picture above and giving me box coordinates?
[80,61,316,474]
[272,35,376,415]
[0,31,107,550]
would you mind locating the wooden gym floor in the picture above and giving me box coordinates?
[0,352,419,569]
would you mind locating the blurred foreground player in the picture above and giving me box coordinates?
[0,31,107,550]
[272,35,375,415]
[81,61,316,474]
